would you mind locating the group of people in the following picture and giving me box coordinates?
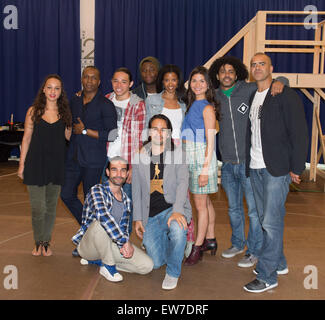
[18,52,309,293]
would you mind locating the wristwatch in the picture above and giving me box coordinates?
[82,128,87,135]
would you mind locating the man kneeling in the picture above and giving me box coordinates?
[72,156,153,282]
[132,114,192,290]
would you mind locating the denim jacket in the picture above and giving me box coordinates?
[144,92,187,129]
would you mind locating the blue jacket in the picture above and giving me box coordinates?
[67,90,117,168]
[144,92,187,128]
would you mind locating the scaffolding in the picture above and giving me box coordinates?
[204,11,325,182]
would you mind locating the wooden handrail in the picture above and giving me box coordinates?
[263,11,325,15]
[203,17,256,69]
[197,10,325,182]
[265,40,325,46]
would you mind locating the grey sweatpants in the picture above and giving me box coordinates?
[77,220,153,275]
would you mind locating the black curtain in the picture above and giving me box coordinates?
[95,0,325,162]
[0,0,81,124]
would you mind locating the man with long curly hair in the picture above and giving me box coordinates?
[208,56,287,268]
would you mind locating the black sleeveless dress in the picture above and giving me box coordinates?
[23,119,66,186]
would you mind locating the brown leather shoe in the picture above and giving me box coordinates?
[184,245,203,266]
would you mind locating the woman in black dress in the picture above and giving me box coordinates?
[18,74,72,256]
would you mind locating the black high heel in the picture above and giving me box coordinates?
[201,238,217,256]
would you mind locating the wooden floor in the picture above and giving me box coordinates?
[0,160,324,301]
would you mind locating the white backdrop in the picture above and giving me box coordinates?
[80,0,95,72]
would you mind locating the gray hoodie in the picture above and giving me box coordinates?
[216,81,257,164]
[216,77,288,164]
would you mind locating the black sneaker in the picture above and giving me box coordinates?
[243,279,278,293]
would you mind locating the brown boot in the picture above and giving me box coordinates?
[184,245,203,266]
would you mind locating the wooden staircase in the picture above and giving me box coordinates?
[204,11,325,182]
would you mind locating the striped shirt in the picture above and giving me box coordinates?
[72,181,132,249]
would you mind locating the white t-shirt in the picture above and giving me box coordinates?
[249,88,269,169]
[107,96,130,158]
[161,107,183,140]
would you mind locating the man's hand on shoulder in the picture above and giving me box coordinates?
[270,80,284,96]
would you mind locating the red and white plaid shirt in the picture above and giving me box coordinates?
[105,92,146,168]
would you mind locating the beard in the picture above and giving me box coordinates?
[109,176,126,187]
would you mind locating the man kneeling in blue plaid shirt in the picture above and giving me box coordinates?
[72,156,153,282]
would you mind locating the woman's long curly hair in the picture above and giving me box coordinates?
[31,74,72,127]
[208,56,249,89]
[185,66,220,120]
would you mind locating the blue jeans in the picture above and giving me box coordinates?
[143,207,187,278]
[61,159,103,225]
[221,162,262,256]
[250,168,290,285]
[101,157,133,233]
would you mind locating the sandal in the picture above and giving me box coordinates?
[32,241,42,256]
[41,241,53,257]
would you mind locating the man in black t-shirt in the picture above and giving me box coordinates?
[132,114,192,290]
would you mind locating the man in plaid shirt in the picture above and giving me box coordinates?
[72,156,153,282]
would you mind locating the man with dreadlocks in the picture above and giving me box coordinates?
[208,56,287,268]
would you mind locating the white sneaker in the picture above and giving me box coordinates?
[162,274,178,290]
[99,265,123,282]
[184,241,194,258]
[237,254,258,268]
[222,246,245,258]
[253,267,289,275]
[277,267,289,275]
